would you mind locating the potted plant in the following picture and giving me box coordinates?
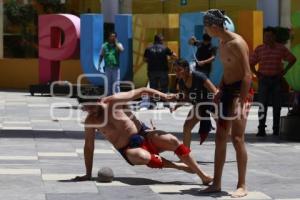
[4,0,37,57]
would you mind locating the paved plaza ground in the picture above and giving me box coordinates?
[0,91,299,200]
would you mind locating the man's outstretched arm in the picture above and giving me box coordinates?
[102,87,170,104]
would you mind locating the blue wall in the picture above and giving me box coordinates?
[257,0,279,27]
[80,14,132,86]
[80,14,104,86]
[180,12,235,85]
[115,14,133,81]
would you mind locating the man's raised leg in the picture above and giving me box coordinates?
[161,158,195,174]
[125,147,196,174]
[147,130,213,185]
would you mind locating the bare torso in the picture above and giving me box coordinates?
[90,104,142,149]
[219,32,249,84]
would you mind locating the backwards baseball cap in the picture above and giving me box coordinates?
[203,9,230,27]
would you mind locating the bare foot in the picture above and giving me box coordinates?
[202,176,213,186]
[172,162,213,185]
[231,187,248,198]
[199,184,221,193]
[71,175,91,182]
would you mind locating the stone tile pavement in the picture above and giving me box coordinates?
[0,91,299,200]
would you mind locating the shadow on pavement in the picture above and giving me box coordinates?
[0,129,298,144]
[150,185,230,198]
[57,176,196,186]
[180,189,229,198]
[114,177,199,186]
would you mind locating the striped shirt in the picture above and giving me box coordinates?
[250,43,295,76]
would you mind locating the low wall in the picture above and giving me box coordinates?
[0,59,86,89]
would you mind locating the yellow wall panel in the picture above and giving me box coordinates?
[0,59,38,89]
[132,0,257,17]
[132,0,209,13]
[291,0,300,48]
[237,10,263,52]
[164,0,209,13]
[0,59,87,89]
[132,14,179,88]
[79,0,101,13]
[291,0,300,13]
[292,29,300,47]
[237,10,263,90]
[215,0,257,31]
[132,0,163,14]
[132,0,257,35]
[133,14,179,28]
[60,60,88,84]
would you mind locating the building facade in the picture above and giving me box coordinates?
[0,0,299,89]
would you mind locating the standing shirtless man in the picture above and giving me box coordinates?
[201,9,252,198]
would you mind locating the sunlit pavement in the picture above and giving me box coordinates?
[0,91,299,200]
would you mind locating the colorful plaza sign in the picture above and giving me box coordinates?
[38,13,236,87]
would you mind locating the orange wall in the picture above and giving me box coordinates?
[0,59,38,89]
[132,0,257,32]
[0,59,86,89]
[237,11,263,53]
[237,11,263,90]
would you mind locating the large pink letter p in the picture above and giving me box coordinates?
[39,14,80,84]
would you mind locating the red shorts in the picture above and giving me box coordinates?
[118,133,159,165]
[140,138,159,155]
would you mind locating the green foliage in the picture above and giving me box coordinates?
[36,0,60,4]
[4,0,36,25]
[36,0,65,13]
[4,0,37,58]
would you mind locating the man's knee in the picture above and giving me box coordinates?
[215,129,228,143]
[174,144,191,157]
[127,151,151,165]
[231,135,244,147]
[168,135,181,148]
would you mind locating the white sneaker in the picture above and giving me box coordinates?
[139,107,148,111]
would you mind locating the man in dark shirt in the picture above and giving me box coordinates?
[144,34,177,93]
[171,59,218,147]
[189,33,217,77]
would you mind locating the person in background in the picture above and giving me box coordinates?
[250,26,296,136]
[189,33,217,77]
[141,34,177,110]
[99,32,124,96]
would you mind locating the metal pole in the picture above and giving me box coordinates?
[280,0,291,28]
[279,0,291,48]
[0,0,3,58]
[101,0,119,23]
